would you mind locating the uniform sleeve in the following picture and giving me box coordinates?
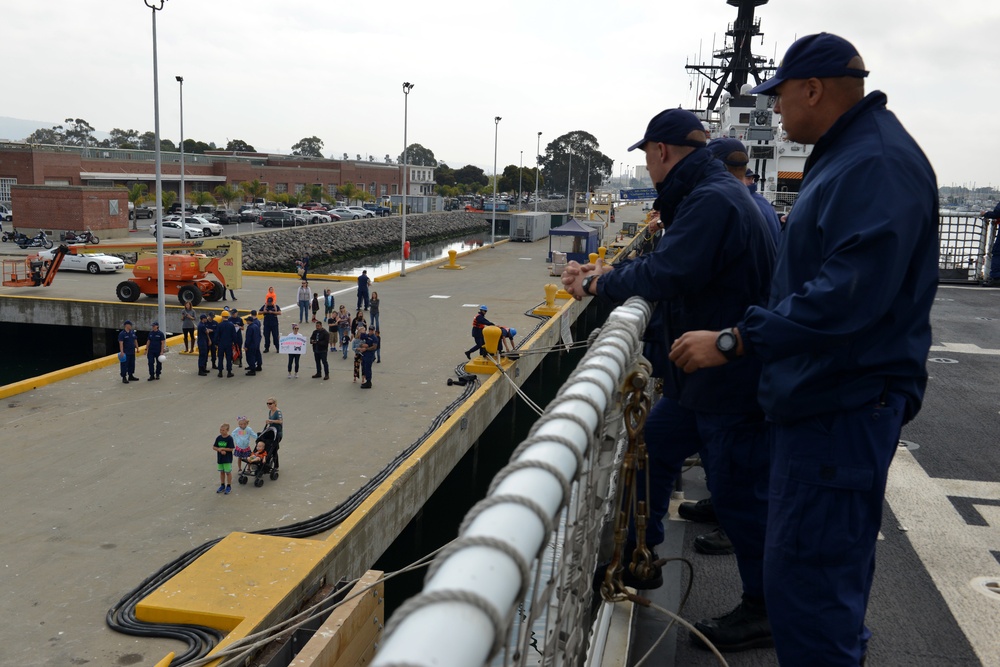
[599,193,741,302]
[743,157,931,360]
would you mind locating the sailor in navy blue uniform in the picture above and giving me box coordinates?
[196,314,210,376]
[145,321,166,380]
[983,201,1000,285]
[670,34,938,666]
[215,314,237,377]
[708,137,781,243]
[118,319,139,383]
[464,305,494,359]
[563,108,776,651]
[244,312,262,374]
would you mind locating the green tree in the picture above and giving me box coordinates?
[337,183,361,204]
[125,183,148,230]
[25,126,64,144]
[62,118,96,146]
[498,164,524,193]
[540,131,613,195]
[225,139,255,152]
[291,136,324,158]
[160,190,177,213]
[240,179,268,205]
[188,191,217,208]
[453,164,489,188]
[213,184,240,210]
[107,128,140,149]
[397,143,437,167]
[273,193,290,206]
[307,184,326,203]
[435,163,456,187]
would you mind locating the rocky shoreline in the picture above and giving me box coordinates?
[238,212,487,272]
[237,202,568,272]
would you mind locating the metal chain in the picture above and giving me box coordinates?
[601,367,653,599]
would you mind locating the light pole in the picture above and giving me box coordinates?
[492,116,501,248]
[518,150,523,211]
[176,75,184,220]
[566,146,573,215]
[585,155,591,218]
[534,132,541,213]
[400,81,414,276]
[145,0,168,332]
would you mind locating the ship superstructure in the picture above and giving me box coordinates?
[686,0,810,211]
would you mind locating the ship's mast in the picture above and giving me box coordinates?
[686,0,774,113]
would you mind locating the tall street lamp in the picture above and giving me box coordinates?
[145,0,168,331]
[566,146,573,215]
[400,82,414,276]
[492,116,501,247]
[534,132,541,213]
[518,150,523,210]
[176,75,184,220]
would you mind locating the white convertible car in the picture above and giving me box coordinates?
[37,249,125,274]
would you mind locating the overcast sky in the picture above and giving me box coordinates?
[5,0,998,188]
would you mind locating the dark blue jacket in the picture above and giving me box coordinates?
[245,318,261,348]
[983,201,1000,220]
[747,184,782,243]
[738,92,938,424]
[598,148,775,413]
[216,319,237,348]
[146,329,166,357]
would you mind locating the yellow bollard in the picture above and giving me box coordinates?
[598,246,607,261]
[533,283,564,316]
[465,325,506,374]
[588,252,599,265]
[439,248,465,270]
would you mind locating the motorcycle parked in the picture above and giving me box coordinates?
[17,230,54,250]
[64,227,100,244]
[2,227,28,244]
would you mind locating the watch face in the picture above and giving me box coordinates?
[717,330,737,352]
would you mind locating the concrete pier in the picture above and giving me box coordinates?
[0,207,648,666]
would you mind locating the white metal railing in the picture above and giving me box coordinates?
[372,297,653,667]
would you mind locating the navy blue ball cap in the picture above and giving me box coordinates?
[707,138,749,166]
[750,33,868,95]
[123,320,132,326]
[627,108,707,152]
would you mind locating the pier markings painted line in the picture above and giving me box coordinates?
[930,342,1000,356]
[885,449,1000,666]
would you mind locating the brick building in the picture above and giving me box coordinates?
[0,142,405,233]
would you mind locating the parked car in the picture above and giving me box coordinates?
[286,207,332,224]
[239,207,264,222]
[134,206,155,219]
[363,203,392,217]
[37,248,124,274]
[150,220,204,239]
[301,203,328,211]
[258,210,306,228]
[0,204,12,222]
[213,209,239,223]
[347,206,375,219]
[328,207,361,220]
[188,215,224,236]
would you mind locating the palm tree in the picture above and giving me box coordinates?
[125,183,148,230]
[189,191,217,210]
[337,183,360,205]
[308,184,325,204]
[213,184,240,211]
[240,179,268,207]
[160,190,177,213]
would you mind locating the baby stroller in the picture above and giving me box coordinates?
[238,426,280,487]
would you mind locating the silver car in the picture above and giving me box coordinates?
[150,220,204,239]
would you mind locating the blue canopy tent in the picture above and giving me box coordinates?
[547,218,599,263]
